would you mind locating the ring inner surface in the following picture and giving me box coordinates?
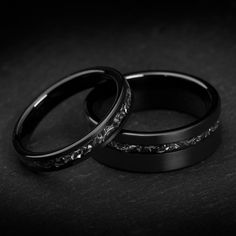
[20,73,118,152]
[88,74,211,133]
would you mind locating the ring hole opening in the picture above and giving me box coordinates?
[23,74,117,152]
[87,75,211,132]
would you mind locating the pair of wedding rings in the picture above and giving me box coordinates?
[13,67,221,172]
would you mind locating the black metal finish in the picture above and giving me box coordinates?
[85,71,221,172]
[13,67,132,171]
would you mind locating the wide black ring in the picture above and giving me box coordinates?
[13,67,132,171]
[85,71,221,172]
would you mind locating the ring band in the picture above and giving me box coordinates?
[85,71,221,172]
[13,67,132,171]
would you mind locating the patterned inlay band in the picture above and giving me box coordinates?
[108,120,220,154]
[27,87,132,169]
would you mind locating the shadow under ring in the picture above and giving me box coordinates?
[85,71,221,172]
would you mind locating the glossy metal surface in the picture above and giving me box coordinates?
[85,71,221,172]
[13,67,132,171]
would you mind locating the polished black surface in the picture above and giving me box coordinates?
[13,67,131,171]
[1,5,236,235]
[85,71,221,172]
[86,71,221,142]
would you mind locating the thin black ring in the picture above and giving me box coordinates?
[13,67,132,171]
[85,71,221,172]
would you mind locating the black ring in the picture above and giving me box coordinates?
[13,67,132,171]
[85,71,221,172]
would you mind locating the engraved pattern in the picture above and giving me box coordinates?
[29,87,132,169]
[109,120,220,154]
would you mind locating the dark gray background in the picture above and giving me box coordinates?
[0,3,236,235]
